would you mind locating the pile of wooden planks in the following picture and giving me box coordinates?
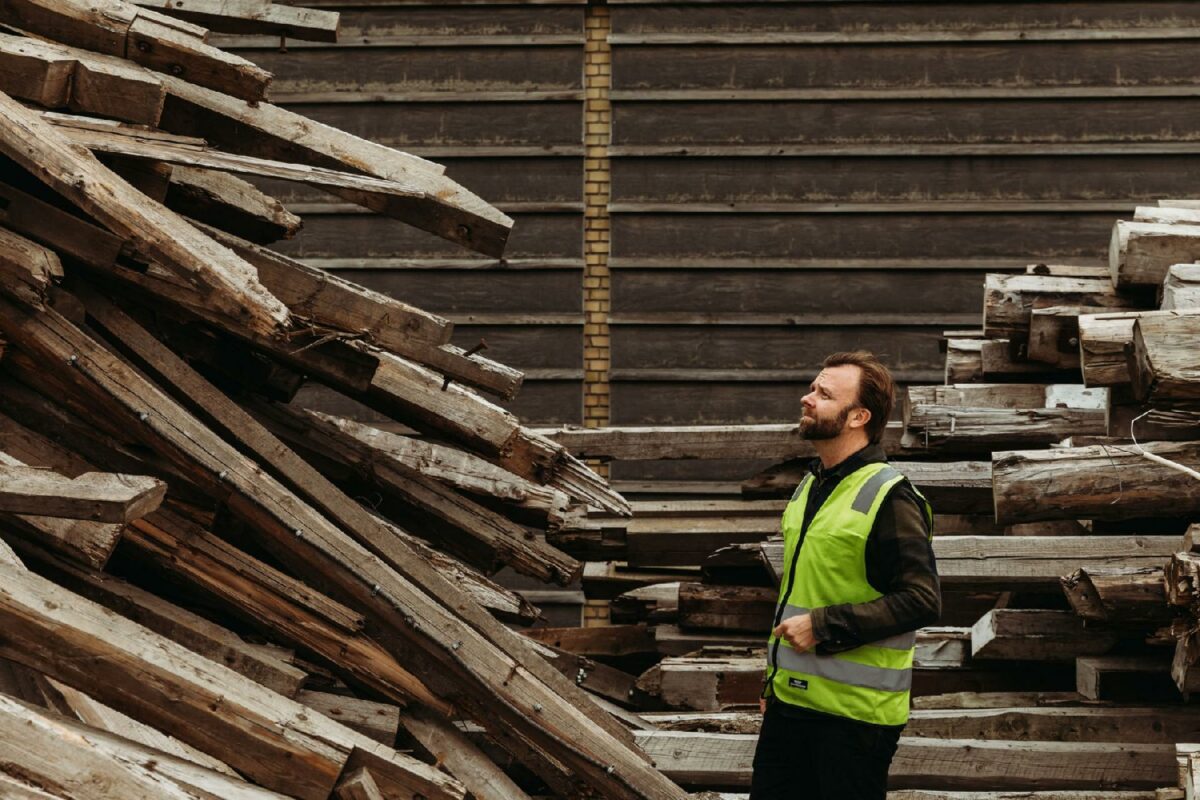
[0,2,709,798]
[531,203,1200,798]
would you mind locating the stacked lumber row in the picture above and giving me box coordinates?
[0,2,706,799]
[536,205,1200,796]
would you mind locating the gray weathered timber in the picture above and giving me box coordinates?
[545,423,809,461]
[1076,656,1178,702]
[1060,567,1169,626]
[0,299,673,797]
[763,536,1178,589]
[1028,306,1140,368]
[634,731,1176,790]
[1111,220,1200,288]
[0,33,164,124]
[992,442,1200,522]
[0,463,164,523]
[1162,263,1200,309]
[0,560,465,800]
[313,412,568,526]
[167,166,301,244]
[970,610,1118,661]
[129,0,340,42]
[1130,312,1200,401]
[0,692,288,799]
[0,91,290,336]
[11,539,306,697]
[902,405,1107,451]
[1,0,272,101]
[0,226,61,310]
[983,274,1129,341]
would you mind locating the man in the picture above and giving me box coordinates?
[750,351,941,800]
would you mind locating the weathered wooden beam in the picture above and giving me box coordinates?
[764,537,1178,589]
[1136,206,1200,226]
[167,166,301,243]
[678,583,776,633]
[310,412,567,527]
[1130,313,1200,401]
[397,706,534,800]
[335,768,385,800]
[153,75,518,257]
[523,625,657,659]
[0,560,465,800]
[0,463,164,523]
[46,677,241,777]
[0,692,291,799]
[903,404,1107,451]
[971,610,1118,661]
[52,115,477,239]
[129,0,340,42]
[945,338,984,383]
[0,32,165,124]
[635,731,1176,790]
[11,537,306,696]
[545,423,812,462]
[245,399,580,584]
[295,690,399,746]
[1077,656,1179,702]
[1165,552,1200,607]
[982,339,1080,381]
[0,224,62,310]
[0,298,672,796]
[1171,629,1200,696]
[1163,264,1200,310]
[983,274,1131,342]
[1029,306,1142,369]
[0,92,290,336]
[3,0,273,101]
[1112,220,1200,289]
[1061,567,1169,626]
[993,443,1200,523]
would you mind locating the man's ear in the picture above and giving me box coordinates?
[849,407,871,431]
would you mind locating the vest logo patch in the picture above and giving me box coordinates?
[788,678,809,690]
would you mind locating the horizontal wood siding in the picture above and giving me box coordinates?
[224,3,586,423]
[607,1,1200,480]
[227,1,1200,455]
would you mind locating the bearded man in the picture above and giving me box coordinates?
[750,351,941,800]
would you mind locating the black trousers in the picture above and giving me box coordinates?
[749,701,902,800]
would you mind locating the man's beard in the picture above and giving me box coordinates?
[800,405,852,440]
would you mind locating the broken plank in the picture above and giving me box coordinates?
[0,463,164,523]
[0,224,62,309]
[1061,567,1170,626]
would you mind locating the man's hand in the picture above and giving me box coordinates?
[773,613,818,652]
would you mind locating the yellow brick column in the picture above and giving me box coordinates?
[582,2,613,627]
[583,0,612,459]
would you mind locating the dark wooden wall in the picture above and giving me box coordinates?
[223,2,1200,469]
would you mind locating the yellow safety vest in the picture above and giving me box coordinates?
[766,462,932,726]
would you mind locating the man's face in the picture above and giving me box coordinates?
[800,364,862,440]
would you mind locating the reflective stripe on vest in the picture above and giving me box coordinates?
[778,604,917,651]
[766,644,913,693]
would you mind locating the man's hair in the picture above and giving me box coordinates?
[822,351,895,444]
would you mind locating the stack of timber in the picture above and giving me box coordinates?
[0,3,720,798]
[534,205,1200,797]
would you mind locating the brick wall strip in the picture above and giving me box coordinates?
[583,0,612,455]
